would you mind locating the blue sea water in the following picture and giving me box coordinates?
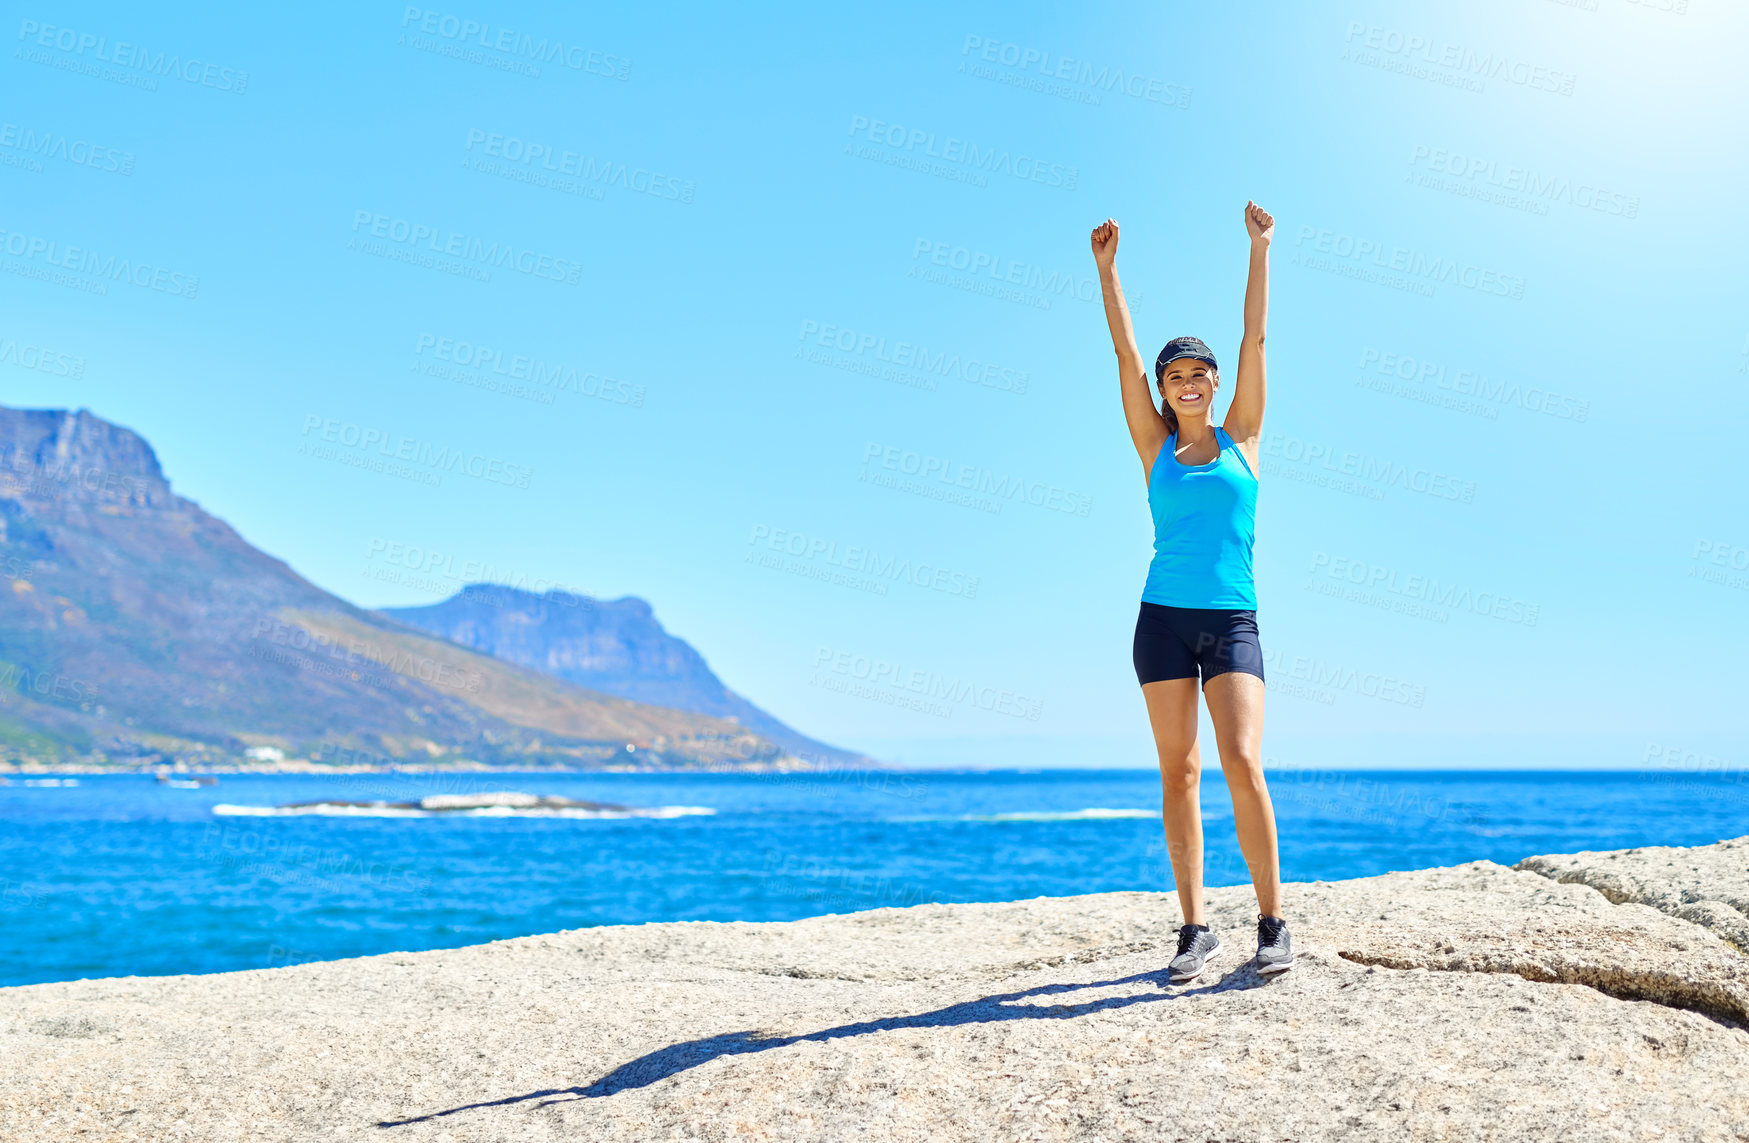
[0,769,1743,988]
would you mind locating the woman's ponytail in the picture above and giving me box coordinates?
[1158,388,1178,438]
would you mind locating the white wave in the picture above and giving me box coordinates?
[211,803,715,820]
[964,808,1158,822]
[421,792,542,810]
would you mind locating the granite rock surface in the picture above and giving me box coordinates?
[1519,835,1749,954]
[2,838,1746,1143]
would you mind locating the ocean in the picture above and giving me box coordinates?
[1,769,1742,987]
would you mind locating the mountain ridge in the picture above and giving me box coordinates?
[380,584,869,768]
[0,404,829,771]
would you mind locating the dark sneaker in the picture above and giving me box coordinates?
[1255,914,1294,974]
[1168,924,1223,982]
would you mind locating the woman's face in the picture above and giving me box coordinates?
[1158,357,1217,417]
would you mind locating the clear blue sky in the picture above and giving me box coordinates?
[3,1,1745,770]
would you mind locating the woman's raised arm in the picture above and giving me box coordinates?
[1224,201,1273,447]
[1092,219,1167,472]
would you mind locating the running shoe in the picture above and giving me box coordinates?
[1168,924,1223,983]
[1255,914,1294,974]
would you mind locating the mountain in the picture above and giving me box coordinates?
[380,586,869,767]
[0,405,797,770]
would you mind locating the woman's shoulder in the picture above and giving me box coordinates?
[1218,426,1260,480]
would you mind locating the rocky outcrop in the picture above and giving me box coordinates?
[1518,836,1749,954]
[0,406,173,507]
[0,838,1745,1141]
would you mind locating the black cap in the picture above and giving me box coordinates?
[1155,336,1218,382]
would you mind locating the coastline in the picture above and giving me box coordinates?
[4,761,1743,776]
[0,758,838,777]
[2,835,1743,1141]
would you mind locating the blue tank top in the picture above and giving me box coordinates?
[1142,427,1258,609]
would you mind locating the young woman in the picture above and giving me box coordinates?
[1090,203,1292,982]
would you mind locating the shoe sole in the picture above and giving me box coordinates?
[1255,957,1294,975]
[1168,941,1223,982]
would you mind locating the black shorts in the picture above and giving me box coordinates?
[1132,603,1265,686]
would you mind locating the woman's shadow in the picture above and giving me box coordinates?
[377,964,1271,1128]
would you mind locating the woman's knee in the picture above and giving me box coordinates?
[1220,751,1268,794]
[1158,762,1201,796]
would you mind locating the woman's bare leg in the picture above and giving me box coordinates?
[1201,671,1282,918]
[1141,678,1206,926]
